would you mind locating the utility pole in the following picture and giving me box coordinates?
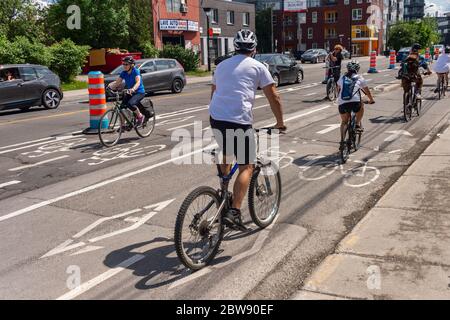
[270,6,274,53]
[282,0,285,53]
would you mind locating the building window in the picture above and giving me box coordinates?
[211,8,219,24]
[307,0,320,7]
[344,0,349,4]
[308,27,313,39]
[227,11,235,25]
[357,0,362,3]
[166,0,181,13]
[325,11,337,23]
[243,12,250,26]
[325,28,337,39]
[312,12,317,23]
[352,9,362,20]
[312,42,318,49]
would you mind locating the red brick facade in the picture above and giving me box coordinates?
[274,0,384,56]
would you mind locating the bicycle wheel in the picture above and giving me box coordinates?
[340,128,350,164]
[326,79,336,101]
[248,161,281,228]
[174,186,224,270]
[98,109,122,147]
[135,105,156,138]
[403,92,412,122]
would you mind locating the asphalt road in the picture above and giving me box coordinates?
[0,56,449,299]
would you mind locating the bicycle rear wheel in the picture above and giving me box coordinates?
[403,92,412,122]
[98,109,122,147]
[174,186,224,270]
[340,127,350,164]
[135,105,156,138]
[248,161,281,228]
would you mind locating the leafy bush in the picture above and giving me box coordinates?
[0,36,50,65]
[48,39,90,82]
[159,45,199,71]
[140,42,159,58]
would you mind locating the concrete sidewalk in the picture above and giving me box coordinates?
[293,116,450,300]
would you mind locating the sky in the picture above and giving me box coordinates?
[425,0,450,16]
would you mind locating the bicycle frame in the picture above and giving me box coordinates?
[109,90,137,129]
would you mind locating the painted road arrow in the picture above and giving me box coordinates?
[317,124,341,135]
[384,130,413,142]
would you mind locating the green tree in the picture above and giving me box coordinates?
[387,18,440,52]
[0,0,48,43]
[48,39,90,82]
[255,8,273,53]
[128,0,154,52]
[46,0,130,49]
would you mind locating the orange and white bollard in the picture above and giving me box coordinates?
[388,50,396,69]
[368,51,378,73]
[434,47,439,60]
[425,48,430,62]
[83,71,108,134]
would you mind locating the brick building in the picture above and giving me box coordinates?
[152,0,201,52]
[273,0,385,56]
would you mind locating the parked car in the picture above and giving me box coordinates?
[104,58,186,97]
[293,51,305,60]
[0,64,63,112]
[254,53,303,87]
[396,47,411,62]
[341,49,351,59]
[214,51,236,65]
[300,49,328,63]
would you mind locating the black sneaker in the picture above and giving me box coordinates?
[434,88,439,94]
[223,209,247,231]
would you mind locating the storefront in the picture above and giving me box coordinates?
[158,19,200,51]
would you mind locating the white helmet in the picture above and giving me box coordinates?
[233,29,257,52]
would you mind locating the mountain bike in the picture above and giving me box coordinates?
[340,100,375,164]
[324,66,341,101]
[174,128,282,271]
[98,88,156,147]
[403,80,421,122]
[437,73,448,100]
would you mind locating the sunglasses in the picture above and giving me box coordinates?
[122,63,130,66]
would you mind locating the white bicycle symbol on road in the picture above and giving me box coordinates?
[298,155,380,188]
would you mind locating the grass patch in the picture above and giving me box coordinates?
[185,69,212,77]
[61,80,88,91]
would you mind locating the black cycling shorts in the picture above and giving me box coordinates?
[210,117,256,165]
[338,102,361,115]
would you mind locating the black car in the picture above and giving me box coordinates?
[104,58,186,97]
[254,53,304,87]
[300,49,328,64]
[0,64,63,112]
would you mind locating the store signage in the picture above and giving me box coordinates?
[159,19,199,32]
[283,0,307,12]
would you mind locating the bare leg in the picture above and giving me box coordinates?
[231,164,254,209]
[340,113,350,142]
[356,104,365,127]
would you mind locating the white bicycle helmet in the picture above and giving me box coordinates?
[233,29,257,52]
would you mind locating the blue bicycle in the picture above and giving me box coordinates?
[174,128,282,270]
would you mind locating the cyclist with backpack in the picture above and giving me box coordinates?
[336,61,375,151]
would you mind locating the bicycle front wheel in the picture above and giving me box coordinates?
[326,79,336,101]
[99,109,122,147]
[135,105,156,138]
[174,186,224,270]
[248,161,281,228]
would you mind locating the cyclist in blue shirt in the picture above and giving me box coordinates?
[109,56,146,126]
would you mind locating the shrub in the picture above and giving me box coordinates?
[140,42,159,58]
[10,36,52,66]
[159,45,199,71]
[48,39,90,82]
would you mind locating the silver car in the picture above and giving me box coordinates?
[0,64,63,111]
[104,58,186,97]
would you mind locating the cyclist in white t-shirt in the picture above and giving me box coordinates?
[433,46,450,93]
[209,29,286,230]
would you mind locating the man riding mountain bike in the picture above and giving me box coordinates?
[433,46,450,93]
[209,29,286,231]
[400,44,432,101]
[109,56,146,126]
[336,61,375,151]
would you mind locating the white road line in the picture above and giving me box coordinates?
[0,148,204,222]
[0,136,73,155]
[366,79,373,82]
[167,123,195,131]
[56,254,146,300]
[0,180,21,188]
[384,74,391,77]
[285,105,331,122]
[9,155,70,172]
[0,137,53,150]
[388,149,402,154]
[304,92,317,96]
[254,103,269,110]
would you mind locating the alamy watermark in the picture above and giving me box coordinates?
[66,5,81,30]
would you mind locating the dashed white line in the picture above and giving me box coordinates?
[0,136,73,155]
[0,137,53,150]
[167,123,195,131]
[0,180,21,188]
[304,92,318,96]
[8,155,70,172]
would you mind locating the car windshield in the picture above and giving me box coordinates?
[110,62,143,75]
[304,50,317,54]
[254,54,274,63]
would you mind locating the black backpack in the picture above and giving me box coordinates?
[137,97,155,120]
